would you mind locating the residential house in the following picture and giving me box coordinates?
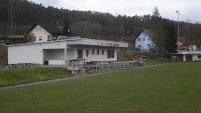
[174,37,201,62]
[177,37,201,51]
[135,29,155,51]
[29,23,63,42]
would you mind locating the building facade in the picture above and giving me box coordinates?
[29,23,63,43]
[173,51,201,62]
[7,38,128,67]
[135,29,155,51]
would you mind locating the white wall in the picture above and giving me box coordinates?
[8,44,43,64]
[67,48,76,60]
[69,46,117,62]
[46,49,64,60]
[8,41,66,65]
[31,25,52,42]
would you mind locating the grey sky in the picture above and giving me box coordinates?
[30,0,201,23]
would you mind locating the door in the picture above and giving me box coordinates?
[186,55,192,61]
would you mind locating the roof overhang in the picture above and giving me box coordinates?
[66,38,128,48]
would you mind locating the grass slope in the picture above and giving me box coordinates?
[0,62,201,113]
[0,67,72,86]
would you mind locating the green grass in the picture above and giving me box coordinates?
[146,58,169,65]
[0,34,24,38]
[0,62,201,113]
[0,67,72,86]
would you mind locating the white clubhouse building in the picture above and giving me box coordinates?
[7,37,128,67]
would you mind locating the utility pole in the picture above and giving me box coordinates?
[176,10,180,40]
[8,0,16,34]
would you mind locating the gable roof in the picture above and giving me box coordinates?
[136,29,155,40]
[29,23,63,34]
[142,29,155,39]
[178,37,188,44]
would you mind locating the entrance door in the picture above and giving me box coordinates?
[186,55,192,61]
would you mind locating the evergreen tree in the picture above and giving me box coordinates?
[163,22,177,53]
[63,18,71,36]
[151,6,164,54]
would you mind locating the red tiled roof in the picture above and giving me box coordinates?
[178,37,190,44]
[142,29,155,39]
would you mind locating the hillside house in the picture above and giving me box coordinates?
[177,37,201,51]
[135,29,155,51]
[29,23,63,42]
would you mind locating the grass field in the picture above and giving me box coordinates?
[0,62,201,113]
[0,67,72,86]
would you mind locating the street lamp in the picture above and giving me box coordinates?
[176,10,180,40]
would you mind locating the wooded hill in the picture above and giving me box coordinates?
[0,0,201,52]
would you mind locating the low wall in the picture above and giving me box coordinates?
[48,60,65,65]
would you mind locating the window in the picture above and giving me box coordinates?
[77,49,83,58]
[35,27,39,32]
[86,50,89,57]
[138,38,141,41]
[39,27,42,32]
[107,50,114,58]
[143,38,145,41]
[48,35,51,41]
[148,38,151,41]
[97,49,99,55]
[102,50,104,55]
[198,55,201,59]
[92,49,94,55]
[148,44,150,47]
[143,32,147,36]
[39,36,42,41]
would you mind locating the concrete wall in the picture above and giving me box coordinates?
[45,49,64,60]
[8,44,43,64]
[8,41,66,65]
[67,48,76,60]
[49,60,65,65]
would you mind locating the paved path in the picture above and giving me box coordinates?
[0,64,165,90]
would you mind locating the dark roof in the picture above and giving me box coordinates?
[29,23,63,34]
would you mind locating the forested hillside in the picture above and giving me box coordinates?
[0,0,201,46]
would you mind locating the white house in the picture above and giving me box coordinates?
[29,23,63,42]
[135,29,155,51]
[7,37,128,67]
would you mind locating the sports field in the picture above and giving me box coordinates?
[0,62,201,113]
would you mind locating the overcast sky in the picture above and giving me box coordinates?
[30,0,201,23]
